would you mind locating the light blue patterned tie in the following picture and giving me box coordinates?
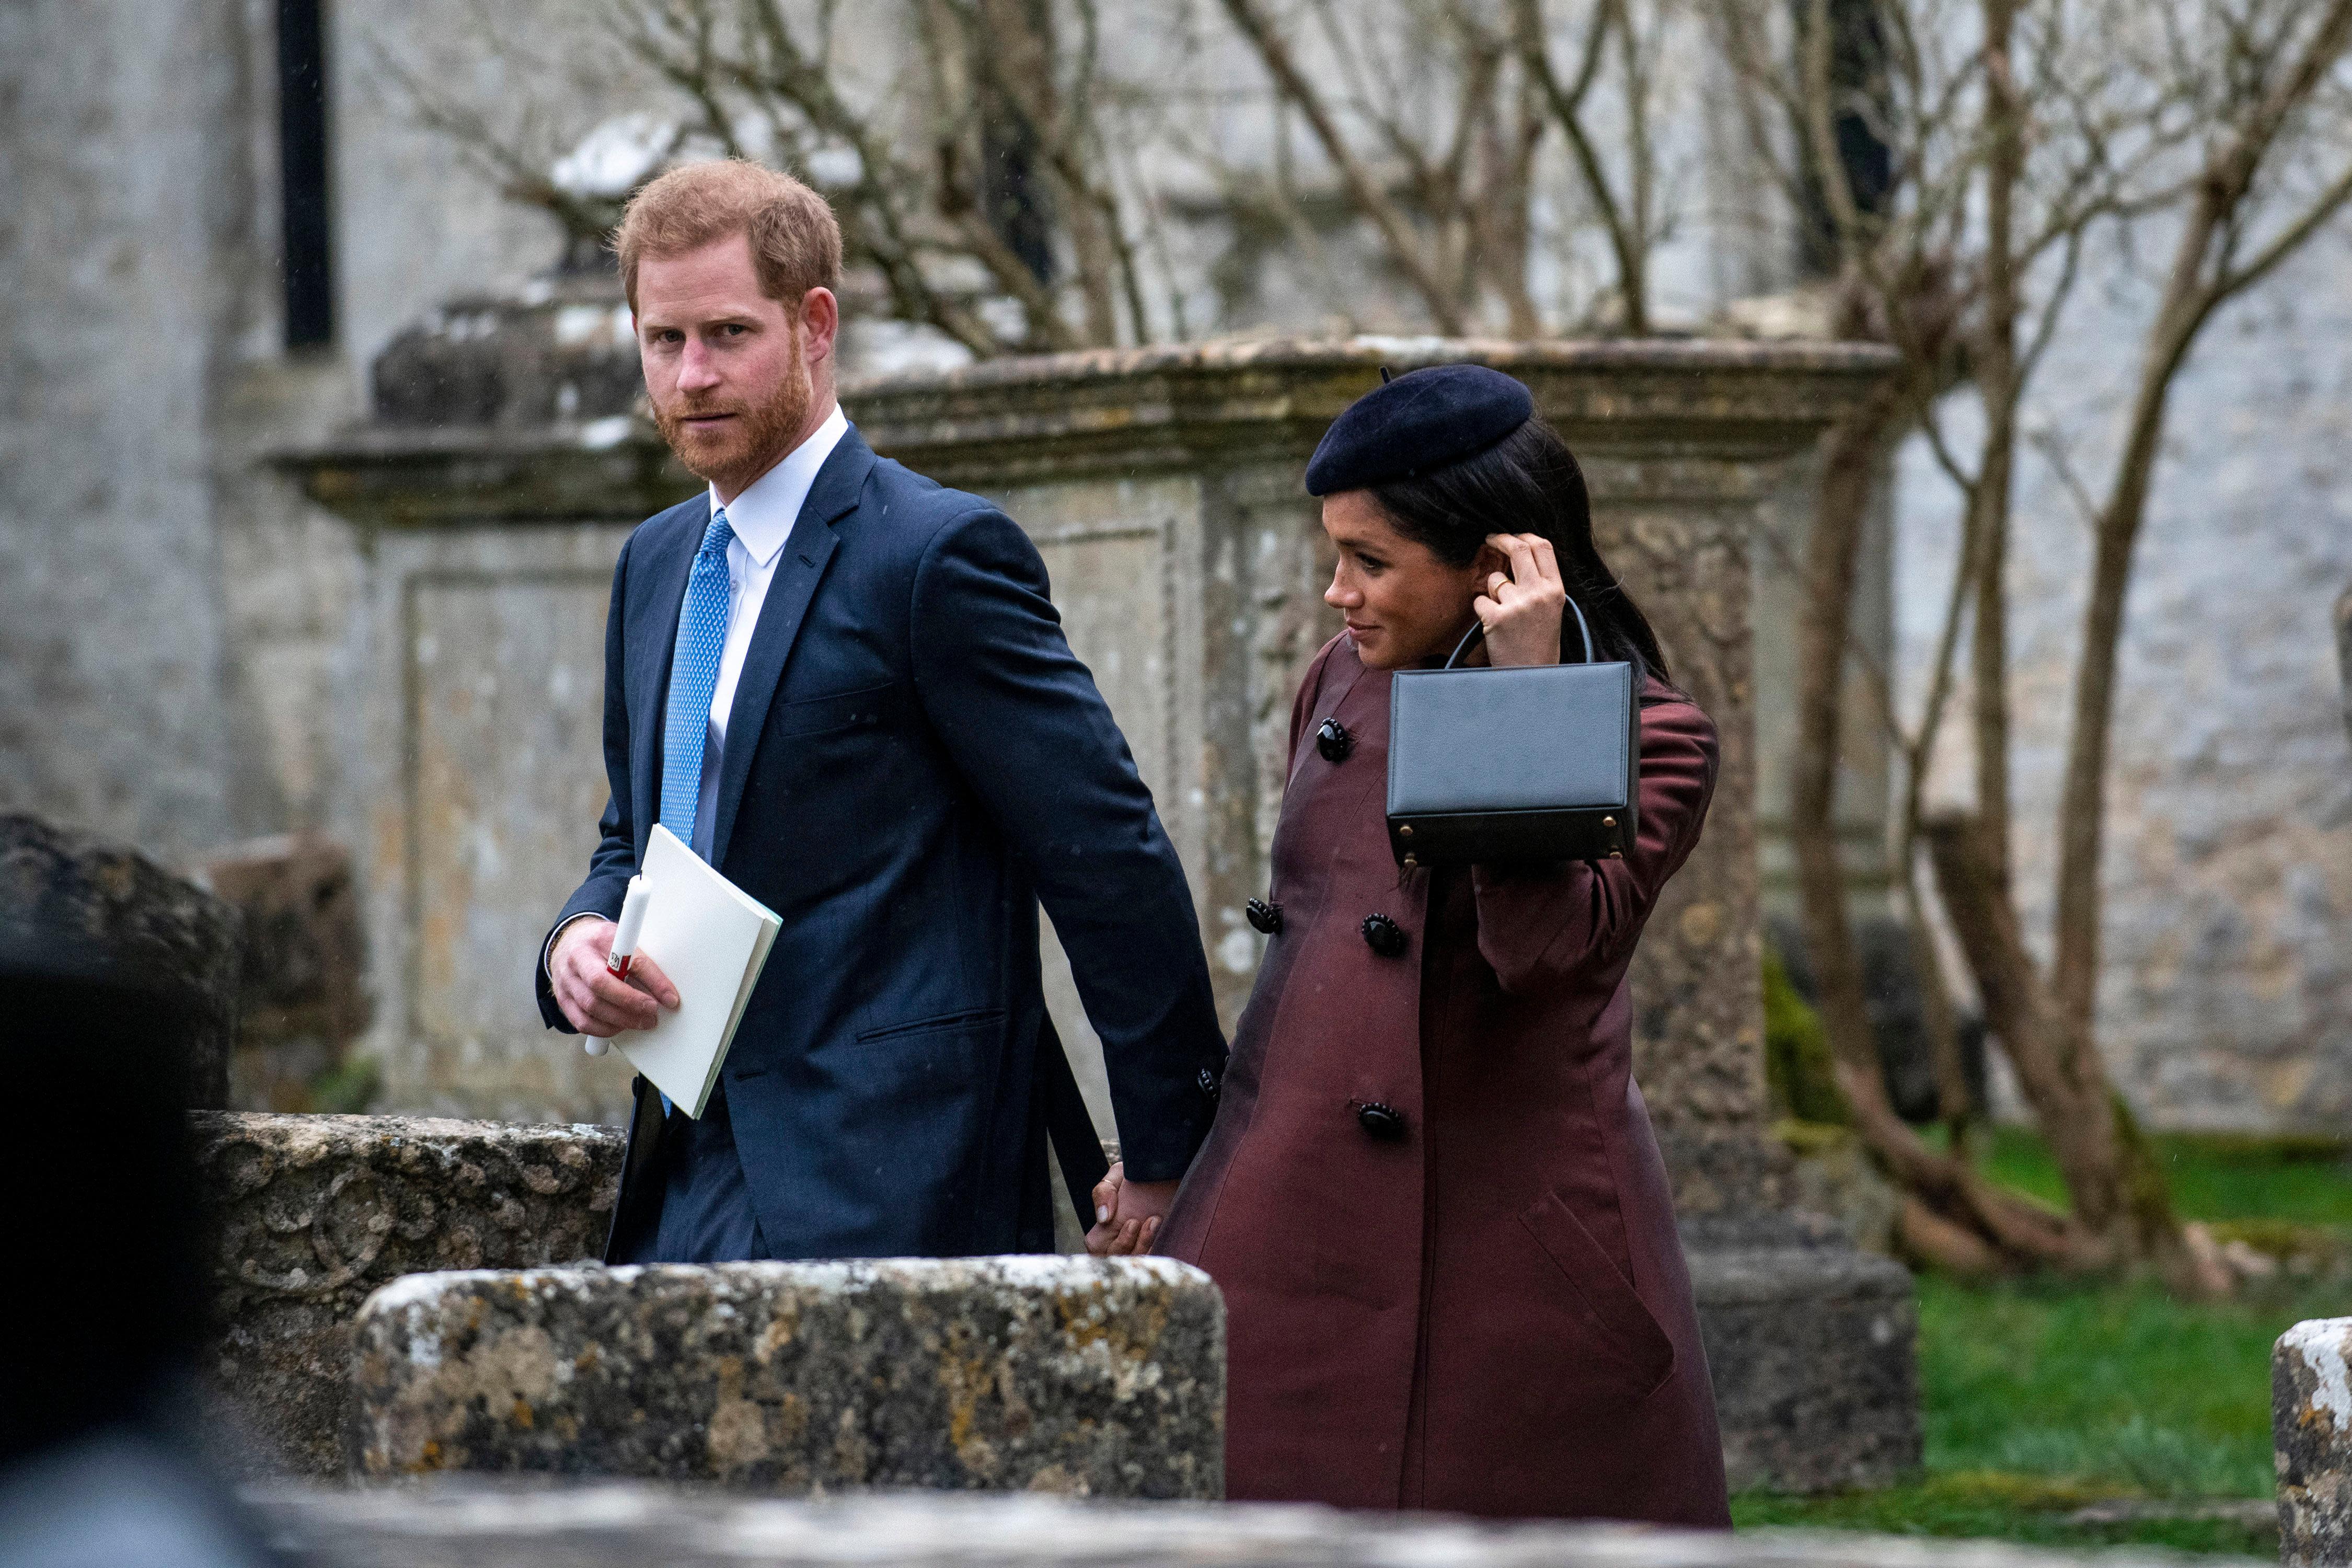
[660,509,734,855]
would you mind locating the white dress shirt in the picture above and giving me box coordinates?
[703,401,849,752]
[545,403,849,981]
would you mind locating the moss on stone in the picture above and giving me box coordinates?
[1765,946,1849,1126]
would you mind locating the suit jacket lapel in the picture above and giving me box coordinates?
[708,428,878,869]
[628,502,703,862]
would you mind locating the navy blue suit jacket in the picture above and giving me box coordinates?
[537,427,1227,1259]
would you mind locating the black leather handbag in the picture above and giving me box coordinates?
[1386,596,1638,868]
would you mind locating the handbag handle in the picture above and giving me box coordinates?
[1444,591,1596,670]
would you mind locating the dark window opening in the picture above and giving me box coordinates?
[983,112,1055,289]
[1792,0,1893,280]
[278,0,335,350]
[979,0,1056,288]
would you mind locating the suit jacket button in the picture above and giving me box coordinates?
[1316,718,1354,763]
[1197,1066,1221,1102]
[1354,1100,1406,1139]
[1360,912,1406,957]
[1246,897,1283,935]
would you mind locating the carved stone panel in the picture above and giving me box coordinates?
[986,477,1198,1140]
[192,1110,621,1476]
[403,572,637,1119]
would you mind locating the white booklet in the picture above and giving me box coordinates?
[604,823,781,1118]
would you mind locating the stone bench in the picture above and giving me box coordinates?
[2277,1316,2352,1566]
[346,1257,1224,1500]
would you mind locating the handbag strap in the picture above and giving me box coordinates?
[1445,592,1596,669]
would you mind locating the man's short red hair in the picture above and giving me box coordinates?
[613,159,843,312]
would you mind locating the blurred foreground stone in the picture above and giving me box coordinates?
[1,811,240,1104]
[193,1112,622,1475]
[2277,1316,2352,1566]
[345,1258,1223,1500]
[247,1483,2196,1568]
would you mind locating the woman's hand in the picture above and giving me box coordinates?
[1083,1161,1176,1256]
[1474,533,1568,667]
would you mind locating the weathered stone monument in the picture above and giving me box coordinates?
[2277,1316,2352,1566]
[347,1257,1222,1497]
[1,811,240,1105]
[276,322,1916,1490]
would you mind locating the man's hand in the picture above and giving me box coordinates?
[1083,1161,1180,1256]
[550,917,679,1036]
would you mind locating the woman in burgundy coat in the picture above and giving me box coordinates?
[1090,366,1730,1524]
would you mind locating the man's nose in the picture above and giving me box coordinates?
[677,340,722,393]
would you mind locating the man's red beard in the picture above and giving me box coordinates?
[652,333,811,494]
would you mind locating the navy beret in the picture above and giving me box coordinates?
[1303,364,1536,496]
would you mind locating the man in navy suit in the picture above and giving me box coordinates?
[538,160,1224,1264]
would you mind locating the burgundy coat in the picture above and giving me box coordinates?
[1157,632,1730,1524]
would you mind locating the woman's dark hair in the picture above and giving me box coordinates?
[1369,416,1673,692]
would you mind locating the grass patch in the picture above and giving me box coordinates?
[1735,1128,2352,1557]
[1919,1271,2342,1499]
[1981,1124,2352,1226]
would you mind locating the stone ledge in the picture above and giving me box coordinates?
[2275,1316,2352,1566]
[345,1257,1224,1500]
[193,1112,622,1477]
[281,333,1899,520]
[247,1482,2189,1567]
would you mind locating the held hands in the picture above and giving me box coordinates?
[1473,532,1569,668]
[1084,1161,1179,1256]
[551,916,679,1036]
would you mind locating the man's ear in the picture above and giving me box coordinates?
[799,286,840,365]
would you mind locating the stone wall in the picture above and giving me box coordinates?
[1898,231,2352,1134]
[0,0,260,861]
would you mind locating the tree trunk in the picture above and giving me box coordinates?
[1971,0,2022,891]
[1792,395,2078,1273]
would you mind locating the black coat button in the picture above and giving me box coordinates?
[1354,1100,1406,1140]
[1316,718,1354,763]
[1360,912,1406,957]
[1246,897,1283,935]
[1196,1066,1221,1103]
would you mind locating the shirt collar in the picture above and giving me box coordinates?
[709,402,850,569]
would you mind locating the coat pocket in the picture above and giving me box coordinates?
[855,1006,1008,1045]
[771,680,903,739]
[1516,1186,1676,1397]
